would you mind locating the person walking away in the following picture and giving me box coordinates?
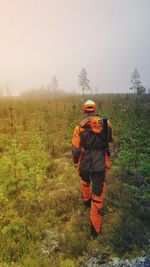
[72,100,113,238]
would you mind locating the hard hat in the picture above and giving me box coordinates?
[83,100,96,112]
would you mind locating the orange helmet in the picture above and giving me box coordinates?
[83,100,96,112]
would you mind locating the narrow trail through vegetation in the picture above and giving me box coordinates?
[39,151,133,265]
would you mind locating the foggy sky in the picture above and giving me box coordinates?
[0,0,150,95]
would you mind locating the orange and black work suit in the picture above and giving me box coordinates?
[72,113,113,236]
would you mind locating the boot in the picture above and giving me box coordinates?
[83,198,91,208]
[90,222,100,238]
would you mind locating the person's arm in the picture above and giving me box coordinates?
[72,126,82,164]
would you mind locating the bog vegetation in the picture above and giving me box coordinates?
[0,94,150,267]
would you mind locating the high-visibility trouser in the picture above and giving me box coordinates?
[90,194,103,233]
[80,171,106,233]
[81,178,106,202]
[81,180,91,202]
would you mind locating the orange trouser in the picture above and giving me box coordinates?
[80,171,106,234]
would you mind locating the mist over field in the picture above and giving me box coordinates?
[0,0,150,96]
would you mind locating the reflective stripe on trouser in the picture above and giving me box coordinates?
[81,180,91,202]
[90,194,103,233]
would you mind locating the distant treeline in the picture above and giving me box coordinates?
[21,87,66,99]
